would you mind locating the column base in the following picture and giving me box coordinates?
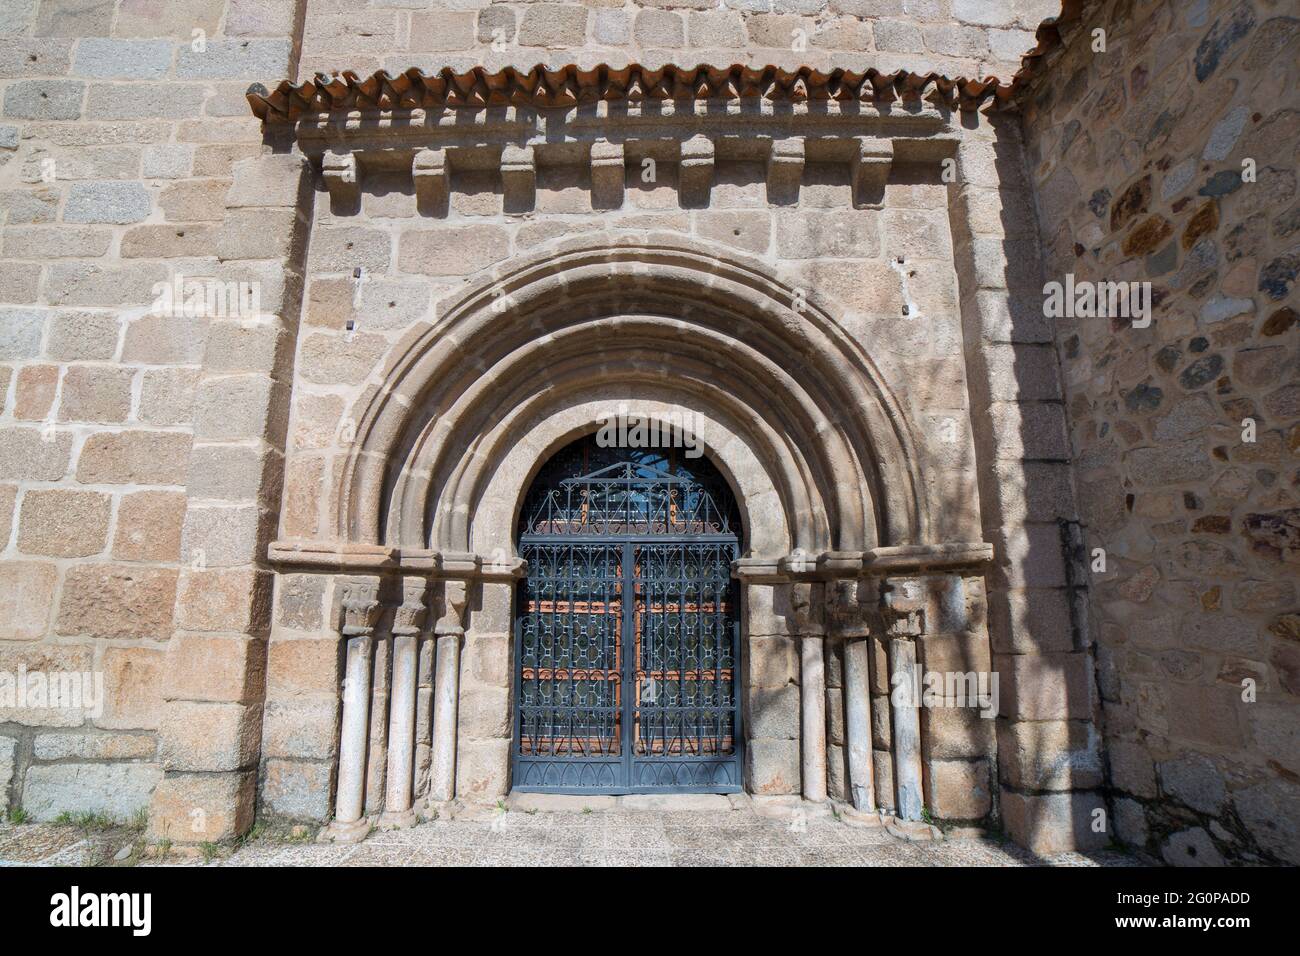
[319,816,372,844]
[377,808,418,830]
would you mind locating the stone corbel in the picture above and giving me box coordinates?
[413,147,448,215]
[501,144,536,212]
[766,137,804,205]
[679,134,714,208]
[851,138,893,208]
[322,150,360,212]
[590,139,625,209]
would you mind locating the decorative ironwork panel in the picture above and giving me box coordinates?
[513,437,742,794]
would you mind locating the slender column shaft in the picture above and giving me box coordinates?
[382,633,419,819]
[801,634,828,802]
[336,633,375,824]
[379,578,428,827]
[889,637,924,821]
[844,636,875,811]
[430,631,460,802]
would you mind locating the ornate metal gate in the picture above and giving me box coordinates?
[512,436,743,793]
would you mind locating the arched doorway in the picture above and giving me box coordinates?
[511,433,744,793]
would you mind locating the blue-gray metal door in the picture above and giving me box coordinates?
[511,437,742,793]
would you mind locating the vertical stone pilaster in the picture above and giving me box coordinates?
[150,153,312,845]
[948,118,1105,852]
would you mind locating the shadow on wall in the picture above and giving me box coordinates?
[953,108,1107,857]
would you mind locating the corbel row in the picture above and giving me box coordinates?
[319,134,898,214]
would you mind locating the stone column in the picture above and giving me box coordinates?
[827,578,876,812]
[790,582,827,803]
[327,577,382,842]
[880,578,927,822]
[429,578,468,805]
[379,577,428,829]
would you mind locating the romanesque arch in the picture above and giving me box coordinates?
[334,233,931,560]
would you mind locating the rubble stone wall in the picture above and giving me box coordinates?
[1021,0,1299,864]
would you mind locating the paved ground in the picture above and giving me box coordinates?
[0,796,1144,867]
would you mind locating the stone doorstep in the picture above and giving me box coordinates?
[504,792,736,814]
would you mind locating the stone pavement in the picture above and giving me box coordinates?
[0,795,1144,867]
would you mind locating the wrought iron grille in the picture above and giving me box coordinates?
[512,437,743,793]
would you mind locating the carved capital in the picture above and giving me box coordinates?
[787,580,825,636]
[434,578,469,636]
[339,577,382,637]
[875,576,927,639]
[824,577,876,639]
[392,576,430,638]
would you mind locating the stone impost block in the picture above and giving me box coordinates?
[678,135,714,208]
[322,150,359,213]
[766,137,804,205]
[852,138,893,208]
[412,147,448,215]
[590,139,625,210]
[500,145,536,213]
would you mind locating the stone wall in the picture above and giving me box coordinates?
[1021,0,1299,864]
[0,0,300,832]
[297,0,1060,82]
[263,137,1000,815]
[1,0,1121,854]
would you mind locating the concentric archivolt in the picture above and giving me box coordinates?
[336,233,930,560]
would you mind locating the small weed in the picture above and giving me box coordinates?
[525,808,538,816]
[7,807,30,825]
[130,808,148,831]
[582,806,592,815]
[198,841,220,864]
[920,807,935,826]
